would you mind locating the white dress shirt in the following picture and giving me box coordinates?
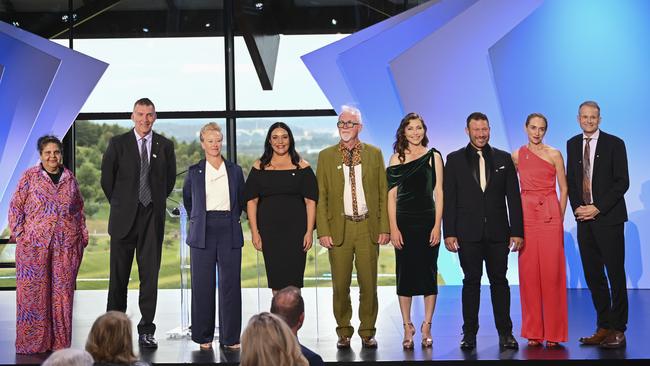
[134,129,153,163]
[205,161,230,211]
[342,164,368,216]
[582,129,600,204]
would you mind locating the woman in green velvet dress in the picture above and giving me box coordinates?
[387,113,444,349]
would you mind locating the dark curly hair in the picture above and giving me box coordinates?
[37,135,63,154]
[393,113,429,163]
[259,122,301,170]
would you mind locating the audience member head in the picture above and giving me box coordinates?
[42,348,94,366]
[85,311,137,365]
[240,312,308,366]
[270,286,304,335]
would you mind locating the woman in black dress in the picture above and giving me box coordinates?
[387,113,444,349]
[245,122,318,293]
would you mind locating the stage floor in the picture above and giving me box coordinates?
[1,286,648,365]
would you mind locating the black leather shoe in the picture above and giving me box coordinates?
[499,334,519,349]
[460,334,476,350]
[138,334,158,349]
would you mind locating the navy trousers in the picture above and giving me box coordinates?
[190,211,242,345]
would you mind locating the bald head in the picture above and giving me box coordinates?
[270,286,304,333]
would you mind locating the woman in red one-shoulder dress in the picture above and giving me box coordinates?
[512,113,568,348]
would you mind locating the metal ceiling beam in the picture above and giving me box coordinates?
[49,0,122,39]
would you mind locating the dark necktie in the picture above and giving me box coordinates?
[139,137,152,206]
[582,137,592,204]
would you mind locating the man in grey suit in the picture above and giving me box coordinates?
[101,98,176,348]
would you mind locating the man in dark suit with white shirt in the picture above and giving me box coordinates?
[101,98,176,348]
[271,286,324,366]
[567,101,629,349]
[443,112,524,350]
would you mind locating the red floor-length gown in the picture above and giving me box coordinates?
[518,146,568,342]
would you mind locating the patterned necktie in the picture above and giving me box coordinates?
[477,150,487,191]
[340,142,362,216]
[348,149,359,216]
[139,137,152,206]
[582,137,592,204]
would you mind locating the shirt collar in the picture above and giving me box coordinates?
[583,129,600,141]
[134,129,153,142]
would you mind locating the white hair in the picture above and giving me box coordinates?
[340,105,363,125]
[42,349,94,366]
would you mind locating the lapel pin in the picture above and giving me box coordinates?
[337,165,342,169]
[199,170,202,173]
[152,154,157,158]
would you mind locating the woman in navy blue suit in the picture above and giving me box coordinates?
[183,122,245,350]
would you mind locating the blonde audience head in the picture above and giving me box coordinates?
[240,312,308,366]
[85,311,137,365]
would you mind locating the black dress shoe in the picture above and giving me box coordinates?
[499,334,519,349]
[460,334,476,350]
[138,334,158,349]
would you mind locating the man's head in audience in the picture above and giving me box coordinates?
[270,286,304,336]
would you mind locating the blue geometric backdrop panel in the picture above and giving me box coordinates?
[303,0,649,288]
[489,0,650,288]
[0,21,108,235]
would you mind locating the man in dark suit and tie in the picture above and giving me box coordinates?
[443,112,523,350]
[567,101,629,349]
[101,98,176,348]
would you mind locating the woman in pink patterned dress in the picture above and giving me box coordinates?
[8,135,88,354]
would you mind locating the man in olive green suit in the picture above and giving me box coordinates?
[317,106,390,349]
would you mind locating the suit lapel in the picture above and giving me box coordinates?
[575,136,584,190]
[224,159,237,211]
[464,146,481,189]
[127,129,141,172]
[333,147,344,193]
[360,143,368,188]
[484,146,493,191]
[151,132,161,167]
[197,159,207,212]
[592,131,606,178]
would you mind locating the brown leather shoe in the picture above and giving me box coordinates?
[579,328,610,345]
[361,336,378,348]
[599,331,626,349]
[336,336,351,349]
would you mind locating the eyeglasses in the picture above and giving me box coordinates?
[337,120,360,128]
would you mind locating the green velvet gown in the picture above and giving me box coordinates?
[386,148,440,296]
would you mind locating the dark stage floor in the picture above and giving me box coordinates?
[1,286,648,365]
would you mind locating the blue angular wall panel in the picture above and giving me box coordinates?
[0,21,108,234]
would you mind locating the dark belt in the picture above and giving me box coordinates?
[344,213,369,222]
[207,210,231,217]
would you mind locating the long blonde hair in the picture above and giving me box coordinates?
[240,312,308,366]
[85,311,137,365]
